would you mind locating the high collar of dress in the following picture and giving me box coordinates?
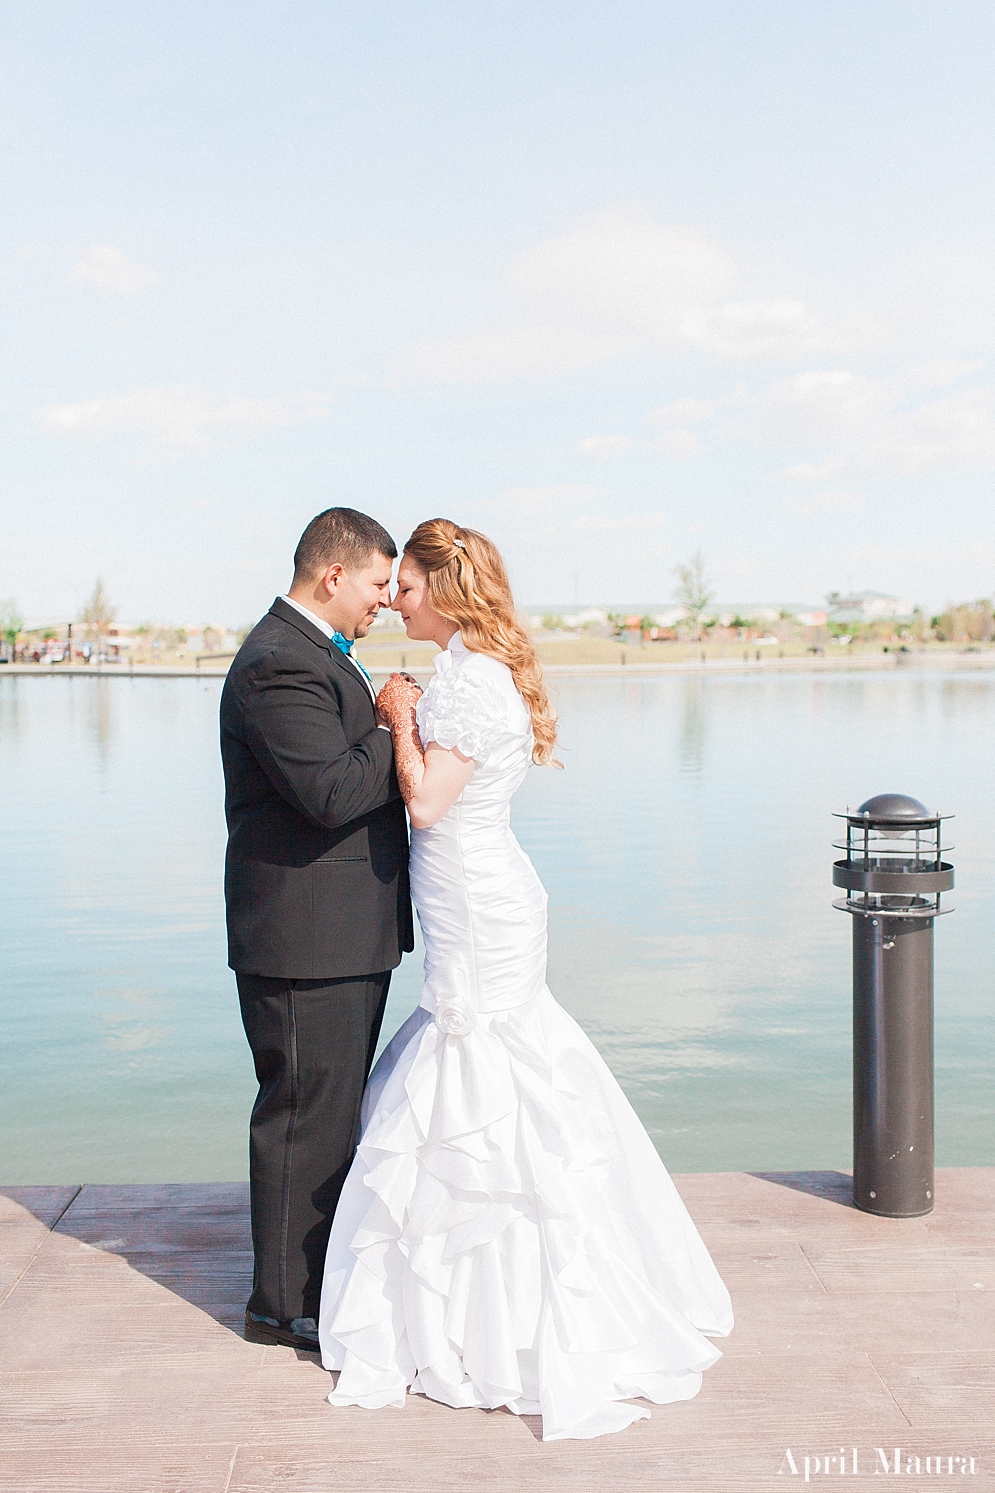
[434,630,468,674]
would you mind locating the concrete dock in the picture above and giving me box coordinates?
[2,1170,993,1490]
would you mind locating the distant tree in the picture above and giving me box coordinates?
[1,598,24,660]
[673,551,713,641]
[606,612,626,640]
[80,579,117,647]
[934,600,995,644]
[908,606,932,644]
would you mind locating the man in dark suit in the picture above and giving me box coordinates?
[221,507,418,1351]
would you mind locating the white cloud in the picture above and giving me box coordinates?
[645,361,995,482]
[694,298,876,361]
[508,210,738,333]
[899,359,987,391]
[755,365,995,479]
[489,484,604,521]
[772,461,834,482]
[484,484,667,540]
[787,489,864,516]
[70,244,158,295]
[37,386,333,453]
[571,508,668,536]
[753,370,895,448]
[649,429,703,459]
[401,207,870,384]
[578,434,633,459]
[405,325,627,383]
[647,395,726,427]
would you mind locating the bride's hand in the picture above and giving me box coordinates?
[376,672,422,729]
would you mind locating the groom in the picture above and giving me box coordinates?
[221,507,417,1351]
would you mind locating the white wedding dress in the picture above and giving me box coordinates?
[318,633,733,1441]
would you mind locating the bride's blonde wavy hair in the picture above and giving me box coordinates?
[403,518,559,767]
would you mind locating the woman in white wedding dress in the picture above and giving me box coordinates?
[318,519,732,1442]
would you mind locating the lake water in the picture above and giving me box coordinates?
[1,670,992,1183]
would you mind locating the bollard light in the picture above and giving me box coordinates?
[832,794,954,1218]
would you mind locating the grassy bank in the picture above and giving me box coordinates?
[354,635,995,671]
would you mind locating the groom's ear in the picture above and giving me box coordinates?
[319,562,346,596]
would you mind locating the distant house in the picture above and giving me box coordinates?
[710,604,782,627]
[653,607,687,628]
[827,591,913,625]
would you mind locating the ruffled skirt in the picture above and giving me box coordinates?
[318,990,733,1442]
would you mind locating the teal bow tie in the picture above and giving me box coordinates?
[331,631,373,685]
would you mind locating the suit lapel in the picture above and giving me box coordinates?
[269,596,333,654]
[268,598,376,707]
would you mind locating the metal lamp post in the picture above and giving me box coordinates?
[832,794,954,1218]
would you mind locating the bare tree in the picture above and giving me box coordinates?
[673,551,713,641]
[80,579,117,649]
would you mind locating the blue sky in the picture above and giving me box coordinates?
[2,0,994,624]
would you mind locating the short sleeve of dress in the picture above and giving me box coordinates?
[416,660,510,764]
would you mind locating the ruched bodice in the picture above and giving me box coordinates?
[319,634,733,1441]
[410,636,547,1022]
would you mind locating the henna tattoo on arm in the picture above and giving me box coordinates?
[390,700,425,806]
[375,674,425,806]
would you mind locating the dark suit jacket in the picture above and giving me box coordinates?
[220,597,414,978]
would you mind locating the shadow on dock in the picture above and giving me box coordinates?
[1,1181,252,1334]
[749,1169,856,1208]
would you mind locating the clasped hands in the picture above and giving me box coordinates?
[376,672,422,731]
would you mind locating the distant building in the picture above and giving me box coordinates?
[706,603,819,626]
[525,608,610,631]
[827,591,913,625]
[709,604,782,627]
[551,608,610,630]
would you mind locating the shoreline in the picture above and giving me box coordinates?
[3,651,995,681]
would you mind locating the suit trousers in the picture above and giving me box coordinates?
[236,970,390,1323]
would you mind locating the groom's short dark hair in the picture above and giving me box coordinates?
[293,508,397,581]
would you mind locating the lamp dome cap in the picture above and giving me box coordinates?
[856,793,931,820]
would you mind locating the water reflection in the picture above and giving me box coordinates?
[0,676,22,739]
[93,985,168,1055]
[1,672,993,1182]
[84,679,115,765]
[677,677,708,778]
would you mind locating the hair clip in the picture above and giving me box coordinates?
[452,538,466,550]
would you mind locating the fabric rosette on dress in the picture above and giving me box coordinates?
[319,634,733,1442]
[434,1002,475,1037]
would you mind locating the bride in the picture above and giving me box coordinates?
[318,519,732,1441]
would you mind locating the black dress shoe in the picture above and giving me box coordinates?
[243,1310,321,1352]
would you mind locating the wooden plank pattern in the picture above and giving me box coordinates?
[1,1172,993,1491]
